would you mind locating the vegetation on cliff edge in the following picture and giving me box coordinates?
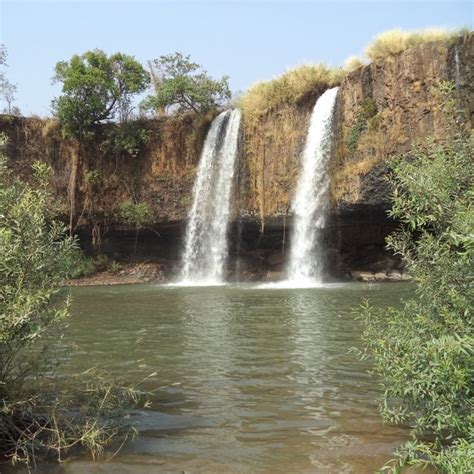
[237,64,344,121]
[143,52,231,115]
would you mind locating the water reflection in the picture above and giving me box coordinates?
[6,282,415,473]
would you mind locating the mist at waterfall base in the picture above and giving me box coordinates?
[178,109,241,286]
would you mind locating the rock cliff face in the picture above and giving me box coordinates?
[1,34,473,279]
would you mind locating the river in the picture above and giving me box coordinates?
[10,282,414,473]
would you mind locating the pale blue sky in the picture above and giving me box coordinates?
[0,0,472,116]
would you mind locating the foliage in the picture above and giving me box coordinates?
[365,28,465,62]
[101,120,149,157]
[143,52,231,114]
[0,136,140,465]
[118,201,151,229]
[357,82,473,472]
[0,143,76,392]
[52,50,150,139]
[346,98,378,151]
[118,201,152,257]
[237,64,345,121]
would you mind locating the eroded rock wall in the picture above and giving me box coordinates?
[1,34,472,278]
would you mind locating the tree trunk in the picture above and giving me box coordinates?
[68,141,81,235]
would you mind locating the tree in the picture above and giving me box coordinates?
[52,50,150,139]
[143,52,231,114]
[0,135,139,466]
[358,82,473,472]
[52,50,150,233]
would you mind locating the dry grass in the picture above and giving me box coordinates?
[331,155,382,202]
[238,64,345,121]
[344,55,365,72]
[342,28,470,71]
[365,28,461,61]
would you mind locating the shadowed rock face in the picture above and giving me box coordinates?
[1,34,473,280]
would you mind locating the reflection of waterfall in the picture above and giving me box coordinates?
[180,109,241,285]
[286,87,339,287]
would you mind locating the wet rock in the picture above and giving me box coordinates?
[266,271,285,282]
[350,271,376,282]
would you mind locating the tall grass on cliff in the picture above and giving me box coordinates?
[237,64,344,121]
[343,28,471,72]
[356,82,473,472]
[365,28,467,61]
[0,135,141,466]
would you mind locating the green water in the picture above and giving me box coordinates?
[11,282,415,473]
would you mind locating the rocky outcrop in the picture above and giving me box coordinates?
[1,34,473,280]
[332,34,473,207]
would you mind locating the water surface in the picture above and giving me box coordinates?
[12,282,414,473]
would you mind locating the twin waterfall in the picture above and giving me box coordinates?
[179,88,338,287]
[287,87,339,286]
[180,109,241,285]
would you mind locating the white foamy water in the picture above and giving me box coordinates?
[179,109,241,286]
[285,87,339,287]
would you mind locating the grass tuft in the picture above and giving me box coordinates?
[344,55,365,72]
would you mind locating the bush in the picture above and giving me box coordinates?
[237,63,345,121]
[0,136,140,466]
[346,98,378,151]
[118,201,152,257]
[357,83,473,471]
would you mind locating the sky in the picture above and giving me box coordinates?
[0,0,472,116]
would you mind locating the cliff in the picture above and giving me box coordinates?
[1,34,473,279]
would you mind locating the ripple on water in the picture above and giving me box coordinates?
[20,282,416,473]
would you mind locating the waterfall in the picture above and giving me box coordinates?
[179,109,241,285]
[454,43,461,99]
[286,87,339,287]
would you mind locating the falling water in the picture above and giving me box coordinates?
[454,43,461,99]
[179,109,241,285]
[286,87,339,287]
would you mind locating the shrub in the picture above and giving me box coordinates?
[238,63,345,121]
[357,83,473,471]
[118,201,152,257]
[346,98,378,151]
[0,136,140,466]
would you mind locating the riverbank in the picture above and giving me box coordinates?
[66,262,167,286]
[66,261,411,286]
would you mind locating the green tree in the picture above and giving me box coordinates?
[358,83,473,472]
[144,52,231,114]
[52,50,150,233]
[52,50,150,138]
[118,201,152,257]
[0,135,139,465]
